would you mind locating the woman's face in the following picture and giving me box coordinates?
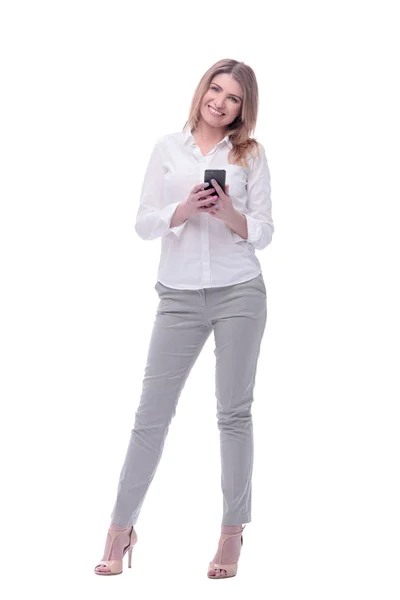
[199,73,243,129]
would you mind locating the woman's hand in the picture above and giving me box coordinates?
[178,182,219,221]
[207,180,236,223]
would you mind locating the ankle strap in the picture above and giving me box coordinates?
[221,525,246,537]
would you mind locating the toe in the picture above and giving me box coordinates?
[95,564,111,573]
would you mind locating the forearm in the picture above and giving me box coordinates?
[170,201,189,227]
[227,209,248,240]
[170,204,248,240]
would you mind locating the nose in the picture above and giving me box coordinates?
[209,92,224,108]
[213,100,226,111]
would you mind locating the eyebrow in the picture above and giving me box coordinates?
[210,82,242,101]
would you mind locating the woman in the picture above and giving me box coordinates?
[94,58,274,579]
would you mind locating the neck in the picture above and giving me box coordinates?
[192,120,227,146]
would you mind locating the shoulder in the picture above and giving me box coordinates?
[155,132,183,146]
[241,141,271,182]
[151,132,184,154]
[246,140,268,171]
[252,140,267,159]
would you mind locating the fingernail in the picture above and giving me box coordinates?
[204,182,210,187]
[211,178,216,184]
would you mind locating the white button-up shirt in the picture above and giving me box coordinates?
[134,130,274,289]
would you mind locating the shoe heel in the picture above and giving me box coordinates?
[128,546,133,568]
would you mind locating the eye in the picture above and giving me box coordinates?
[210,85,239,103]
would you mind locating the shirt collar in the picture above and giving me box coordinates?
[183,129,233,150]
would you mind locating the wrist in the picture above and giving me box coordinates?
[170,201,188,228]
[226,208,240,227]
[227,209,248,240]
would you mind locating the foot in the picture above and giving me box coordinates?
[208,525,243,578]
[95,522,133,574]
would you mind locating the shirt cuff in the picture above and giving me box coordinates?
[231,214,262,245]
[159,202,188,238]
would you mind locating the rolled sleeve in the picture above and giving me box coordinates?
[159,201,188,238]
[232,143,274,250]
[134,137,189,240]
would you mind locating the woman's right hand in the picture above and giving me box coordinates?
[181,183,219,219]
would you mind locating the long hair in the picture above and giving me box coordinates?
[183,59,261,168]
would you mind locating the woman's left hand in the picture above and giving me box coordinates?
[208,180,236,223]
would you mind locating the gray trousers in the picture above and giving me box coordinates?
[110,273,267,527]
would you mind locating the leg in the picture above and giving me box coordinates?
[213,275,267,526]
[96,284,212,573]
[110,283,212,527]
[207,274,267,577]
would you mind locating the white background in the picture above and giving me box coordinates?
[1,1,399,598]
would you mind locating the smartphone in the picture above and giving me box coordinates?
[204,169,226,207]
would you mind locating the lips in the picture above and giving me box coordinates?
[208,105,224,116]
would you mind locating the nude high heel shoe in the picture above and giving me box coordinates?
[94,526,138,576]
[207,525,246,579]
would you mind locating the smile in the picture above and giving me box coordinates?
[208,105,224,117]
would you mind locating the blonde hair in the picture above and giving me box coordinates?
[183,58,261,168]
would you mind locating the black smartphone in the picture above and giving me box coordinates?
[204,169,226,207]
